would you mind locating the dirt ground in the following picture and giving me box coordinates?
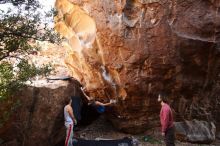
[75,115,219,146]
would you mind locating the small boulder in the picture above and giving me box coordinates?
[175,120,216,144]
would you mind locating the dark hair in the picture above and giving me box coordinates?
[159,92,168,103]
[64,96,72,105]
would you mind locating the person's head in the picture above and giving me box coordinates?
[64,97,72,105]
[157,92,168,104]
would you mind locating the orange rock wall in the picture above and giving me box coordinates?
[55,0,220,133]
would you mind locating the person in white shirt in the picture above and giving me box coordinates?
[64,98,77,146]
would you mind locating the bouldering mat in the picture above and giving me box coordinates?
[74,137,133,146]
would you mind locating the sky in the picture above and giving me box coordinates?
[0,0,56,26]
[38,0,55,11]
[37,0,56,26]
[0,0,56,15]
[0,0,55,10]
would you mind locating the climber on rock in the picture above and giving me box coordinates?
[64,97,77,146]
[80,87,117,113]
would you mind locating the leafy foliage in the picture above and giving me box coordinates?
[0,0,58,99]
[0,60,52,100]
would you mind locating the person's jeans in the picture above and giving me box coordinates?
[65,124,73,146]
[165,126,175,146]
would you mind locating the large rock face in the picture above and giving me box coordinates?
[55,0,220,137]
[0,79,81,146]
[0,43,83,146]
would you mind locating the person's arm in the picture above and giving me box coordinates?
[80,87,92,101]
[95,101,112,106]
[95,99,117,106]
[67,105,77,124]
